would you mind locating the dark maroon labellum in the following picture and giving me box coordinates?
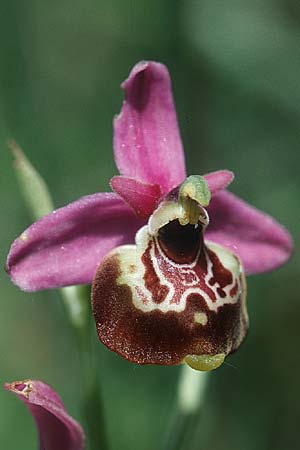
[92,208,248,368]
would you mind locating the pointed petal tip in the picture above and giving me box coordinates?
[121,60,169,89]
[4,380,33,398]
[110,176,162,219]
[114,60,170,125]
[219,169,234,185]
[6,241,42,293]
[206,190,294,275]
[204,169,235,195]
[5,379,85,450]
[6,267,41,293]
[7,139,21,161]
[6,192,142,292]
[245,223,294,275]
[121,60,148,87]
[244,207,294,274]
[114,60,186,193]
[7,140,29,170]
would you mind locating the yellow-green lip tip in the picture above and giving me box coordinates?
[184,353,225,371]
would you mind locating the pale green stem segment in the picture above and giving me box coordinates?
[60,285,89,331]
[163,366,209,450]
[9,140,86,331]
[177,364,209,415]
[8,140,55,220]
[178,175,211,226]
[10,142,108,450]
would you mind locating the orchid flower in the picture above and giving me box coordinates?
[4,379,85,450]
[6,61,292,370]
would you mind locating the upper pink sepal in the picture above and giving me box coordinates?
[4,379,85,450]
[204,169,234,195]
[113,61,187,194]
[110,176,162,219]
[206,190,293,274]
[6,192,143,291]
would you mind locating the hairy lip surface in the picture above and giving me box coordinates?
[92,237,248,367]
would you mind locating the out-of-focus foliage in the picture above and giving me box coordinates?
[186,0,300,113]
[0,1,299,449]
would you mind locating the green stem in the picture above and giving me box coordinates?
[60,286,108,450]
[76,313,108,450]
[10,142,108,449]
[163,366,209,450]
[163,410,194,450]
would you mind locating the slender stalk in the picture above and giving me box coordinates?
[163,365,209,450]
[60,286,108,450]
[9,143,108,449]
[163,409,194,450]
[76,314,108,450]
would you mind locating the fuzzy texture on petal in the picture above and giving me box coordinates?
[205,190,293,274]
[110,176,162,219]
[4,380,85,450]
[204,170,234,195]
[6,192,143,291]
[113,61,186,193]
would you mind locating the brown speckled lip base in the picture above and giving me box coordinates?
[91,248,248,366]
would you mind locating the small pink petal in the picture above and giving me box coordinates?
[204,170,234,195]
[110,176,162,219]
[6,192,143,291]
[114,61,187,194]
[206,190,293,274]
[4,379,85,450]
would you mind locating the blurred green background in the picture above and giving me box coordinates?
[1,0,299,449]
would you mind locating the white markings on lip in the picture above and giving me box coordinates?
[178,269,200,286]
[117,226,243,315]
